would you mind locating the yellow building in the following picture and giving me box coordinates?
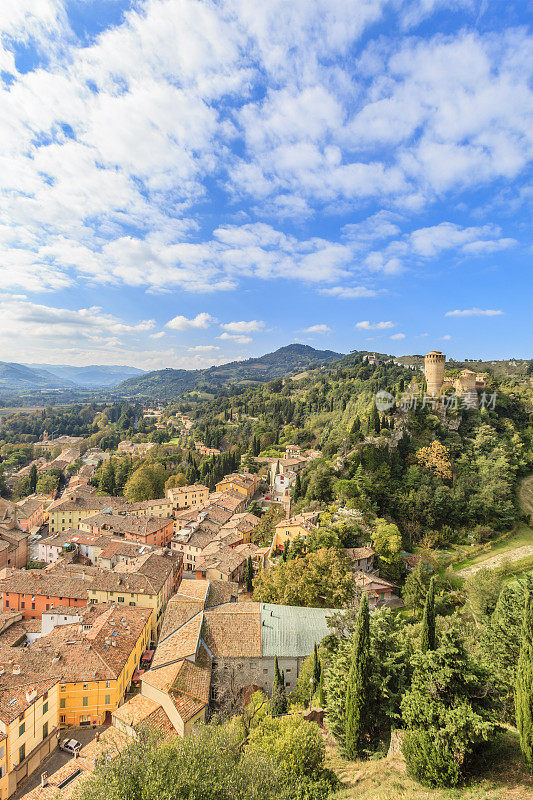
[271,511,320,553]
[86,553,176,641]
[48,491,127,534]
[0,677,59,799]
[214,474,258,502]
[165,485,209,511]
[10,605,152,730]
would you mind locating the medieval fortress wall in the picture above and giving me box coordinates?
[424,350,486,397]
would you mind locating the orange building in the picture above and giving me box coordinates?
[0,572,89,620]
[80,513,174,547]
[14,495,51,532]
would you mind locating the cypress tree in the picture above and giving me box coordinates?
[244,556,254,593]
[293,472,302,501]
[270,656,287,715]
[516,591,533,771]
[369,403,380,434]
[312,642,321,689]
[318,663,325,708]
[345,592,371,759]
[29,463,38,494]
[421,576,436,653]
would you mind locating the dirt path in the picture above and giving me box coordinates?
[456,475,533,578]
[456,544,533,577]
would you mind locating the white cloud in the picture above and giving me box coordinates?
[187,344,220,352]
[218,332,252,344]
[441,334,452,340]
[445,308,504,317]
[302,324,332,334]
[356,320,394,330]
[166,312,216,330]
[390,332,405,340]
[220,320,265,334]
[321,285,379,299]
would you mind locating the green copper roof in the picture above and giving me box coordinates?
[260,603,333,658]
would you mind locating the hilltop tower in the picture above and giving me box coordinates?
[424,350,446,395]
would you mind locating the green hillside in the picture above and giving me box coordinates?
[115,344,344,398]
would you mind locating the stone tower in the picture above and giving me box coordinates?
[424,350,446,395]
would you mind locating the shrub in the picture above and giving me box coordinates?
[402,730,461,787]
[245,716,325,782]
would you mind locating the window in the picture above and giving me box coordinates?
[105,681,111,688]
[19,723,25,736]
[4,601,8,608]
[43,722,48,739]
[60,684,66,692]
[82,696,88,707]
[60,699,66,709]
[43,701,48,714]
[60,715,66,724]
[31,603,35,610]
[19,744,25,764]
[83,683,88,690]
[21,602,25,609]
[104,695,110,705]
[118,597,124,603]
[43,691,48,700]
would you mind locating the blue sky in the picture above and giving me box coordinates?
[0,0,531,369]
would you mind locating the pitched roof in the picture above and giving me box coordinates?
[203,602,262,657]
[0,570,91,599]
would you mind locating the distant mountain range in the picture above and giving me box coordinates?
[0,362,145,390]
[115,344,344,398]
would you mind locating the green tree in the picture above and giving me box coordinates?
[420,576,436,653]
[312,642,321,693]
[293,472,302,502]
[245,715,325,784]
[28,463,37,494]
[401,629,495,787]
[244,556,254,593]
[36,473,59,494]
[253,548,354,608]
[515,591,533,772]
[482,576,533,720]
[369,402,380,434]
[372,518,402,581]
[99,459,116,496]
[465,567,503,624]
[270,656,287,716]
[345,592,371,759]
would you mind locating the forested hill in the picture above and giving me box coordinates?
[115,344,343,398]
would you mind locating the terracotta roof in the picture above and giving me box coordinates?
[0,677,58,724]
[0,605,152,685]
[0,570,91,599]
[344,546,375,560]
[150,613,203,669]
[82,512,172,535]
[203,602,262,657]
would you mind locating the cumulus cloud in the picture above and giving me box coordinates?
[445,308,504,317]
[166,312,216,330]
[356,320,395,330]
[187,344,221,352]
[220,320,265,334]
[390,332,406,340]
[218,332,253,344]
[302,324,332,334]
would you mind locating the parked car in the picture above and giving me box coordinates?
[60,738,82,755]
